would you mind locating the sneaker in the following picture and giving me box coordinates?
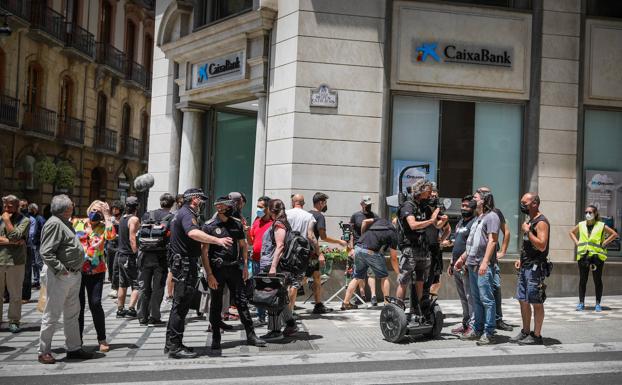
[126,308,137,318]
[261,330,284,341]
[518,332,543,345]
[371,296,378,306]
[116,309,127,318]
[340,302,358,311]
[496,320,513,332]
[595,304,602,312]
[510,329,530,343]
[148,318,166,327]
[576,303,585,311]
[108,290,118,299]
[451,325,468,335]
[168,347,198,359]
[312,303,333,314]
[98,340,110,353]
[476,334,495,346]
[460,329,482,341]
[139,319,149,326]
[283,324,299,337]
[8,323,20,333]
[38,353,56,365]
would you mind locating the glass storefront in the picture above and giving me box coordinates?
[391,95,523,253]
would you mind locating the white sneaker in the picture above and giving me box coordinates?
[108,289,118,298]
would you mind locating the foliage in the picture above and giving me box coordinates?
[55,161,76,189]
[321,245,349,262]
[33,157,57,185]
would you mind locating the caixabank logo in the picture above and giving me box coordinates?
[414,41,513,68]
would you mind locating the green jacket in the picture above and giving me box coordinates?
[40,215,84,275]
[0,213,30,265]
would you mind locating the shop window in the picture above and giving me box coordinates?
[26,63,43,111]
[587,0,622,18]
[391,96,523,253]
[194,0,253,29]
[583,109,622,257]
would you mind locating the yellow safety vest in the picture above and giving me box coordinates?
[576,221,607,261]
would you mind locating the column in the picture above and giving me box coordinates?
[178,108,204,193]
[251,92,267,209]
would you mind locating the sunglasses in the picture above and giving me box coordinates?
[585,211,594,214]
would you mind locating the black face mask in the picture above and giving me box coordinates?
[461,209,473,219]
[223,207,234,217]
[365,204,372,212]
[520,203,530,214]
[321,205,328,213]
[20,209,28,216]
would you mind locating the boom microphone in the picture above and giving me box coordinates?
[134,173,155,192]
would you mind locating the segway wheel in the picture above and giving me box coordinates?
[380,303,408,343]
[426,304,444,339]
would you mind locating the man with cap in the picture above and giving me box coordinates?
[116,196,141,318]
[165,188,233,359]
[202,196,266,350]
[349,195,379,305]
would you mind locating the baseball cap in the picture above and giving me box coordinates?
[183,188,208,201]
[125,196,139,207]
[361,195,373,205]
[214,196,235,206]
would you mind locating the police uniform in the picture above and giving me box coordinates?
[397,200,431,284]
[165,199,202,354]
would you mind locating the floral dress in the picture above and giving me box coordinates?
[74,219,116,275]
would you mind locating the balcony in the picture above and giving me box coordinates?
[125,61,152,92]
[58,116,84,146]
[23,105,57,138]
[0,0,32,24]
[0,94,19,128]
[96,43,127,76]
[29,2,66,45]
[64,22,95,60]
[122,135,143,159]
[95,127,118,154]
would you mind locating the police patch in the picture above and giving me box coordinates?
[215,228,222,235]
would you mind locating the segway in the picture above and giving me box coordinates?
[379,164,444,343]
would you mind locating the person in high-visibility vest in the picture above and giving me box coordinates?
[569,205,618,312]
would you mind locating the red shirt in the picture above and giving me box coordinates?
[249,217,273,262]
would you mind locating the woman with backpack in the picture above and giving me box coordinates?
[258,199,298,340]
[73,200,116,353]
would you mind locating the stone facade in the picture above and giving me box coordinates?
[0,0,154,214]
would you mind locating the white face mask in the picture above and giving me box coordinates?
[585,213,595,221]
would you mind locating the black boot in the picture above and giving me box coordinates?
[246,331,267,347]
[211,331,221,350]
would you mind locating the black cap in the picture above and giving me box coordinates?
[214,196,235,206]
[126,196,139,207]
[183,188,208,201]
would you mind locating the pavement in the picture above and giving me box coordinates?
[1,282,622,384]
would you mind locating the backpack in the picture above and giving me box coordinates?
[270,222,311,274]
[138,211,174,252]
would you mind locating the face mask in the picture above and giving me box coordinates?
[256,208,265,218]
[365,204,372,212]
[461,209,472,218]
[88,211,103,222]
[585,213,595,221]
[20,209,28,216]
[321,205,328,213]
[519,203,530,214]
[223,207,234,217]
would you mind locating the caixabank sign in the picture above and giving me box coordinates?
[413,41,513,68]
[191,50,246,89]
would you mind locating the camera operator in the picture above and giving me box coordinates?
[395,179,444,306]
[342,218,399,310]
[349,196,379,305]
[164,188,233,359]
[201,197,266,350]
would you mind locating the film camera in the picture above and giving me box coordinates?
[427,196,447,216]
[339,221,352,243]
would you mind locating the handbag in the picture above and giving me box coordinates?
[249,273,288,311]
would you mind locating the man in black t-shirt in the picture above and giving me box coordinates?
[202,196,266,350]
[349,196,380,304]
[165,188,233,359]
[342,218,399,309]
[308,192,347,314]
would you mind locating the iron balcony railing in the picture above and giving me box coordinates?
[65,22,95,59]
[96,43,127,74]
[0,94,19,127]
[30,2,66,42]
[95,127,118,153]
[58,116,84,145]
[23,105,57,137]
[126,61,151,91]
[122,135,143,158]
[0,0,31,22]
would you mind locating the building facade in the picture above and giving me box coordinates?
[0,0,154,214]
[150,0,622,296]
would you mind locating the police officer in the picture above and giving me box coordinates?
[202,197,267,350]
[395,179,442,307]
[165,188,233,359]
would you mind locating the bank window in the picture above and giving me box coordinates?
[391,96,523,253]
[194,0,254,29]
[583,109,622,257]
[587,0,622,19]
[446,0,531,10]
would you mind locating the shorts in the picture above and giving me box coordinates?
[117,252,139,289]
[516,265,545,304]
[305,257,320,278]
[352,247,388,280]
[398,247,430,284]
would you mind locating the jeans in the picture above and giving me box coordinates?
[492,264,503,321]
[251,260,266,320]
[468,265,496,336]
[22,247,33,300]
[453,268,473,328]
[32,246,43,286]
[138,252,166,321]
[79,272,107,342]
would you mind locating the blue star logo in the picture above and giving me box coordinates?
[416,43,440,62]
